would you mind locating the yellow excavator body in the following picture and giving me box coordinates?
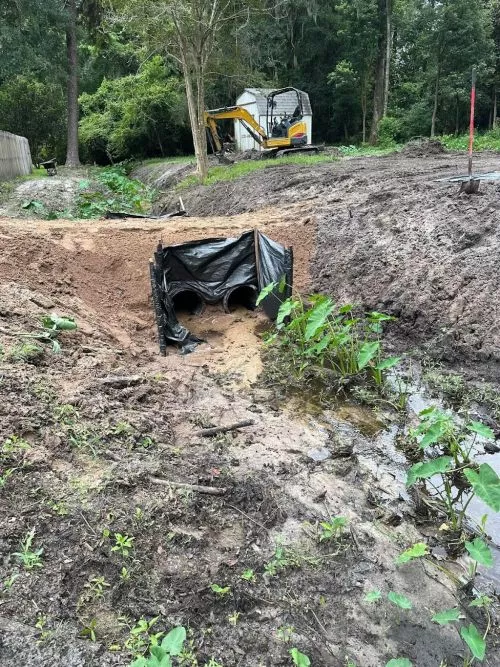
[204,87,318,160]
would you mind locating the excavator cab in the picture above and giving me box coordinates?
[267,88,306,144]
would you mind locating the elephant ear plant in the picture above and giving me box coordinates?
[257,285,401,392]
[404,407,500,663]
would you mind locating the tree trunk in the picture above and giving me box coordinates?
[181,52,208,181]
[494,88,498,128]
[455,94,459,135]
[430,60,441,138]
[65,0,80,167]
[370,0,387,144]
[383,0,392,116]
[361,88,367,144]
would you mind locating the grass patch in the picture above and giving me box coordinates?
[439,128,500,151]
[178,152,339,188]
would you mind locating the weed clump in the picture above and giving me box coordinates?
[258,287,401,401]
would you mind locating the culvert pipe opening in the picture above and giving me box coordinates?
[172,290,205,315]
[223,284,258,313]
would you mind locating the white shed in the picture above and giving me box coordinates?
[234,88,313,151]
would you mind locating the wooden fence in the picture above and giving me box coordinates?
[0,130,32,181]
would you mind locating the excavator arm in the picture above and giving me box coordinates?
[204,106,269,153]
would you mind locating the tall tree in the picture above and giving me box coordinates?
[65,0,81,166]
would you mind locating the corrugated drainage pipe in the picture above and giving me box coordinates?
[223,284,258,313]
[172,290,205,315]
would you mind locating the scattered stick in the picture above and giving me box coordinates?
[196,419,255,437]
[226,503,269,533]
[149,476,226,495]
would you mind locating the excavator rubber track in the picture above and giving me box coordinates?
[274,145,322,158]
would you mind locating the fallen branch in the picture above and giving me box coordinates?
[149,476,226,495]
[196,419,255,437]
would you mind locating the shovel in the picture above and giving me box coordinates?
[460,68,480,194]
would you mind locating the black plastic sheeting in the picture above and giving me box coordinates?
[150,230,293,354]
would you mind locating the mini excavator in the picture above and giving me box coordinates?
[204,87,320,161]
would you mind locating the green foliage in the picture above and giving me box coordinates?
[387,591,412,610]
[75,166,153,218]
[0,76,66,161]
[461,624,486,661]
[464,464,500,512]
[210,584,231,598]
[260,292,399,392]
[377,117,403,147]
[363,590,382,603]
[405,406,500,535]
[318,516,347,542]
[111,533,134,557]
[395,543,429,564]
[431,608,463,625]
[385,660,413,667]
[464,537,494,567]
[13,527,43,570]
[289,648,310,667]
[80,57,187,162]
[130,626,187,667]
[406,457,453,487]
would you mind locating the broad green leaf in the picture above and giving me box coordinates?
[465,538,493,567]
[305,333,332,356]
[364,590,382,603]
[386,660,413,667]
[395,542,429,564]
[461,624,486,661]
[276,299,295,325]
[375,356,401,371]
[304,299,334,340]
[431,608,462,625]
[406,457,452,487]
[150,646,170,664]
[387,591,412,609]
[339,304,354,314]
[419,422,447,448]
[466,421,495,440]
[130,659,148,667]
[469,595,493,608]
[42,315,77,331]
[368,311,396,322]
[464,464,500,511]
[161,626,186,656]
[256,282,276,306]
[278,274,287,293]
[357,341,380,370]
[289,647,310,667]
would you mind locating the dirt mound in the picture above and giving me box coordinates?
[0,176,85,217]
[130,160,195,190]
[401,138,446,157]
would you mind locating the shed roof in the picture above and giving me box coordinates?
[241,88,312,116]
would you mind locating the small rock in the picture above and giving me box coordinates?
[484,442,500,454]
[328,431,355,458]
[307,447,331,462]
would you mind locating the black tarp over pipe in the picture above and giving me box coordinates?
[150,229,293,354]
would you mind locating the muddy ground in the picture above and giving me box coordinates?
[1,151,500,666]
[154,151,500,377]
